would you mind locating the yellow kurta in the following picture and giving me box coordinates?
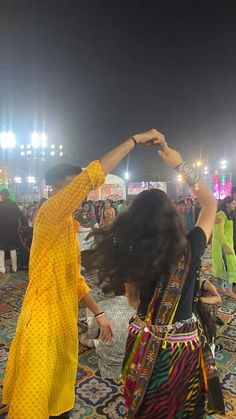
[3,161,105,418]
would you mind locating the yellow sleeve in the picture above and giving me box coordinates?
[215,211,229,246]
[39,160,105,224]
[78,275,90,301]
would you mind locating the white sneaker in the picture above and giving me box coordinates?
[79,333,95,348]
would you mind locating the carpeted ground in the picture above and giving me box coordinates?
[0,246,235,418]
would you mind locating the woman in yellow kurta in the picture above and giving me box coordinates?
[3,129,161,418]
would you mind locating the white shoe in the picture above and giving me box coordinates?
[79,333,95,348]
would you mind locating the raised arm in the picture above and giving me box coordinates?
[159,143,217,242]
[41,129,166,223]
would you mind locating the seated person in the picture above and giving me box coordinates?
[87,292,135,382]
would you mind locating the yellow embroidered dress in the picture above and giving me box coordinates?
[3,161,105,418]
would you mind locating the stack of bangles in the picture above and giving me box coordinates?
[174,162,200,187]
[94,311,105,319]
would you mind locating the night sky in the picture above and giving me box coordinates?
[1,0,236,180]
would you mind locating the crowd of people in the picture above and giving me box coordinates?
[1,129,236,418]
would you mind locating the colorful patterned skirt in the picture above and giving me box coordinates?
[123,317,207,419]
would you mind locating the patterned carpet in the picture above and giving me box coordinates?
[0,246,235,418]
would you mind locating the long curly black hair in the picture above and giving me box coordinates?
[90,189,187,293]
[220,195,235,220]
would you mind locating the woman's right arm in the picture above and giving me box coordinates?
[158,142,217,242]
[193,181,217,242]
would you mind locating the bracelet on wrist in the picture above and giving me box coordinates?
[174,162,200,187]
[130,136,138,147]
[94,312,105,319]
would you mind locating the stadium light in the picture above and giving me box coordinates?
[124,171,130,180]
[14,177,22,184]
[220,160,227,170]
[31,132,41,148]
[0,132,16,149]
[28,176,36,184]
[31,132,48,148]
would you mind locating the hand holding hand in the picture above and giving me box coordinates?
[96,315,113,342]
[133,129,167,147]
[158,142,183,168]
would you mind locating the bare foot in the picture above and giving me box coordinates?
[225,289,236,300]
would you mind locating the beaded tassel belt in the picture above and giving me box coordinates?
[129,316,200,351]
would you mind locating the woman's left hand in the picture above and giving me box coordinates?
[96,315,114,342]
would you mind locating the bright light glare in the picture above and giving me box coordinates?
[124,171,130,180]
[59,144,63,150]
[196,161,202,167]
[41,132,47,141]
[177,174,183,182]
[20,144,25,150]
[31,132,48,148]
[0,132,16,149]
[203,167,208,175]
[59,151,63,157]
[26,144,32,149]
[14,177,22,184]
[31,132,41,148]
[220,160,227,170]
[20,151,25,157]
[26,150,32,155]
[28,176,36,184]
[50,144,55,149]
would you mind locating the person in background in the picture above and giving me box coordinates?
[95,200,104,224]
[75,201,99,273]
[212,196,236,299]
[117,199,127,214]
[28,201,39,227]
[185,197,195,232]
[87,289,135,382]
[3,129,161,419]
[32,198,48,227]
[232,186,236,253]
[92,138,224,418]
[75,201,98,228]
[0,189,28,274]
[176,199,187,230]
[99,199,116,226]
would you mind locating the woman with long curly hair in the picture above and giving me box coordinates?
[91,138,225,418]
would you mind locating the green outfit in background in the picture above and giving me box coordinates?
[212,210,236,283]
